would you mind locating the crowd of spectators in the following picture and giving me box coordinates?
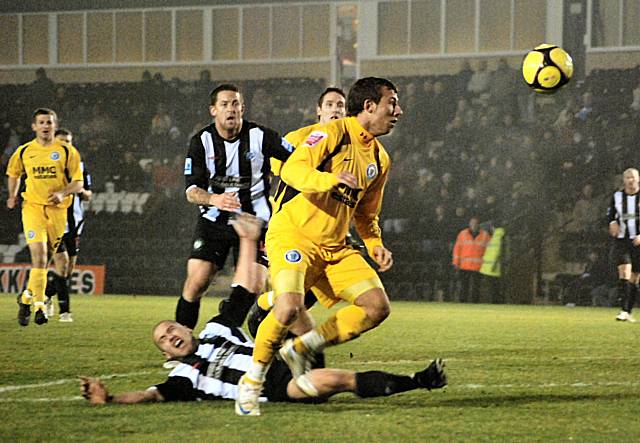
[1,62,639,300]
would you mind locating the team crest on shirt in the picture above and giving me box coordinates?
[284,249,302,263]
[303,131,327,147]
[366,163,377,180]
[193,239,204,250]
[27,230,35,240]
[245,151,256,161]
[50,152,60,161]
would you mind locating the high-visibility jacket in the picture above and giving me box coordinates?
[452,228,491,271]
[479,227,505,277]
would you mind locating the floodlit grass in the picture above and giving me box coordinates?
[1,294,639,442]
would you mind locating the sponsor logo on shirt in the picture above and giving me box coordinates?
[303,131,327,147]
[331,184,362,208]
[32,165,57,179]
[284,249,302,263]
[184,158,192,175]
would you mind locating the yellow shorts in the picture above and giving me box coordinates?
[21,202,67,250]
[266,230,384,308]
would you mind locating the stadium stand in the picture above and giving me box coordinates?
[1,66,638,300]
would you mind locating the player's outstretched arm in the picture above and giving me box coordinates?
[80,377,164,405]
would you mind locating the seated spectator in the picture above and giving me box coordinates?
[559,249,612,306]
[113,151,148,191]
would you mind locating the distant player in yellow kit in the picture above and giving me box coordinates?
[6,108,83,326]
[236,77,403,416]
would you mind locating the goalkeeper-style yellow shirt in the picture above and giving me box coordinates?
[6,138,83,209]
[269,116,390,257]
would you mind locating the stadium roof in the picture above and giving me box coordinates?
[0,0,324,13]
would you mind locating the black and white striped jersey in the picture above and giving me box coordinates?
[184,120,293,225]
[154,286,266,402]
[65,161,91,235]
[154,317,260,402]
[608,190,640,239]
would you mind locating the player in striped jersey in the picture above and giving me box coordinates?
[44,128,93,322]
[176,84,294,330]
[80,214,447,408]
[608,168,640,322]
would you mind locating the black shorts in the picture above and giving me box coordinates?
[612,239,640,271]
[263,355,326,403]
[55,231,80,257]
[188,217,267,270]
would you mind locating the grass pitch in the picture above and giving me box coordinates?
[1,294,639,442]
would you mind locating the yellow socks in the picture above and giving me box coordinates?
[249,312,289,382]
[27,267,48,310]
[256,291,274,311]
[294,305,374,353]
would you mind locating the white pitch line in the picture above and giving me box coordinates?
[0,396,84,403]
[460,381,640,389]
[0,370,163,393]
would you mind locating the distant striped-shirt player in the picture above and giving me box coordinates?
[45,128,93,323]
[175,84,294,330]
[80,214,447,407]
[607,168,640,322]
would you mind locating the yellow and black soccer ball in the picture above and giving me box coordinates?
[522,44,573,93]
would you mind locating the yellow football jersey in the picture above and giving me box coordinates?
[6,138,83,209]
[270,116,390,256]
[270,123,322,177]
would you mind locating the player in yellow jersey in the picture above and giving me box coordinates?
[236,77,402,416]
[6,108,84,326]
[249,87,348,338]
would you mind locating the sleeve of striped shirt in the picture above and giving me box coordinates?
[83,165,93,191]
[607,194,618,224]
[260,126,293,163]
[155,376,197,402]
[184,132,208,191]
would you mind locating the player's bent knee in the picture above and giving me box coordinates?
[355,290,390,325]
[273,292,305,325]
[371,303,391,324]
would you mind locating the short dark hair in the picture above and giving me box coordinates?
[346,77,397,117]
[210,84,241,106]
[55,128,72,137]
[32,108,57,123]
[317,87,346,108]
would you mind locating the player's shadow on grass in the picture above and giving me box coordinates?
[436,392,635,408]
